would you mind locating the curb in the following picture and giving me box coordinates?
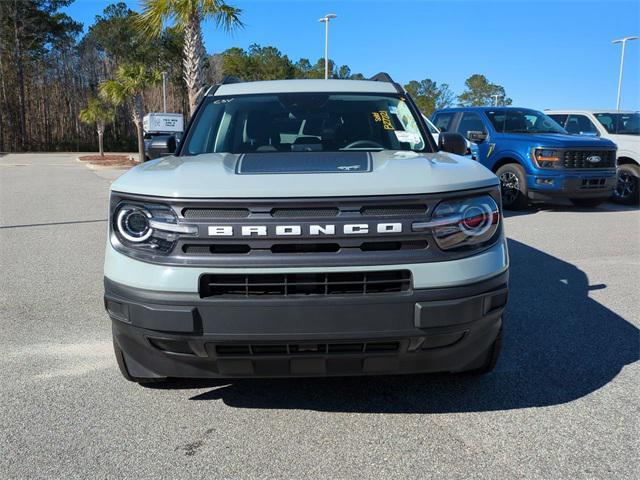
[76,155,138,170]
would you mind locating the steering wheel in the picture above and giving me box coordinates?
[343,140,384,149]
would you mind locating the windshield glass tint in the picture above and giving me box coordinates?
[183,93,428,155]
[594,113,640,135]
[485,109,566,134]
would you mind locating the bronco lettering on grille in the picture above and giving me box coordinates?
[207,223,403,237]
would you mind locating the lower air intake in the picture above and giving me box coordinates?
[199,270,412,297]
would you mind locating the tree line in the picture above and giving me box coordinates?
[0,0,512,155]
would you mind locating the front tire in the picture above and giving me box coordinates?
[570,198,605,208]
[612,164,639,205]
[496,164,529,210]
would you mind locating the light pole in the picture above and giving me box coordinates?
[161,71,168,113]
[490,94,502,106]
[318,14,337,80]
[612,36,638,110]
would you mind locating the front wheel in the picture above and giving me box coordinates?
[570,198,605,208]
[612,164,639,205]
[496,164,529,210]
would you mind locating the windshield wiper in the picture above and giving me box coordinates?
[338,147,385,151]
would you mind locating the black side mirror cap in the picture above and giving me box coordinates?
[147,135,176,160]
[438,132,467,156]
[467,130,488,143]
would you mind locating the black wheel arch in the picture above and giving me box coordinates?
[491,157,524,173]
[616,156,639,168]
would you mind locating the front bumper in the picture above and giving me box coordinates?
[105,270,508,378]
[528,170,616,200]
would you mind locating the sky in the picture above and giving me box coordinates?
[63,0,640,111]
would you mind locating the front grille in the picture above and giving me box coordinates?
[182,240,428,255]
[563,150,615,169]
[213,341,400,356]
[360,205,427,216]
[113,189,501,268]
[271,207,339,218]
[199,270,412,297]
[183,208,250,219]
[182,244,251,254]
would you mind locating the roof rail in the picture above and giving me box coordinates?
[221,75,243,85]
[205,76,243,96]
[369,72,395,83]
[369,72,404,94]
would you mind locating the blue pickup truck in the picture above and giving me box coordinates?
[431,107,617,209]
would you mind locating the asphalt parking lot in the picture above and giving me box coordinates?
[1,153,638,479]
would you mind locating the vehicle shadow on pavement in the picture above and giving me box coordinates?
[163,238,639,413]
[502,201,639,218]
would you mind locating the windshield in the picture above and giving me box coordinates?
[594,112,640,135]
[182,93,429,155]
[485,109,567,134]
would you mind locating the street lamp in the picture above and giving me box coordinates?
[161,71,168,113]
[490,94,502,106]
[612,36,639,110]
[318,13,337,80]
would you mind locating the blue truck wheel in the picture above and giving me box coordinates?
[496,164,529,210]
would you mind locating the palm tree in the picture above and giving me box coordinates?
[100,64,161,163]
[138,0,243,116]
[79,98,115,157]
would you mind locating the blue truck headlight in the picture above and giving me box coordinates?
[532,148,563,169]
[412,194,500,251]
[112,201,197,254]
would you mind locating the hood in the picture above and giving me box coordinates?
[606,134,640,160]
[606,133,640,146]
[495,132,616,148]
[110,150,498,198]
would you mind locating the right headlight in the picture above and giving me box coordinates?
[111,199,197,255]
[412,194,500,251]
[532,148,563,169]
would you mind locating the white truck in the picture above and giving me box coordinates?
[143,112,184,134]
[546,110,640,204]
[143,113,184,161]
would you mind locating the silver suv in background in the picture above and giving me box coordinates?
[547,110,640,204]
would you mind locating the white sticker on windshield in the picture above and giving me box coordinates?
[394,130,421,144]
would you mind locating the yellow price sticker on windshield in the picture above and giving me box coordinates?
[379,111,394,130]
[372,111,394,130]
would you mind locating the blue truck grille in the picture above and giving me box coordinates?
[563,150,616,169]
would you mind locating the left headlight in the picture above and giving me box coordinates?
[412,194,500,251]
[111,200,197,255]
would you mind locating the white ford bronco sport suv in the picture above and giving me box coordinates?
[104,73,509,383]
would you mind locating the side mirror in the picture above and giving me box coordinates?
[438,132,467,156]
[147,135,176,160]
[467,130,487,143]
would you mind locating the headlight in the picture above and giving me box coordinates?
[532,148,562,169]
[412,195,500,251]
[112,200,197,254]
[116,206,152,242]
